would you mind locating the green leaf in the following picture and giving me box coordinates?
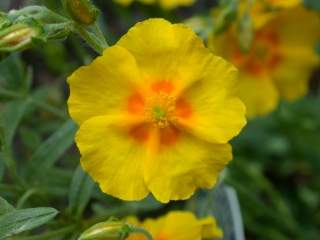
[238,11,253,52]
[0,155,4,181]
[28,120,77,178]
[0,100,31,147]
[0,207,58,239]
[304,0,320,11]
[213,0,238,34]
[0,99,31,177]
[0,54,32,92]
[0,196,15,215]
[68,165,94,218]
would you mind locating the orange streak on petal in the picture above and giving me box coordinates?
[127,92,145,115]
[176,98,193,119]
[152,80,174,94]
[129,124,150,143]
[160,126,180,147]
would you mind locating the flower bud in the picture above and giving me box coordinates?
[79,219,129,240]
[0,23,40,52]
[66,0,99,25]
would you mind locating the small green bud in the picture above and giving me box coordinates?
[66,0,99,25]
[0,23,41,52]
[79,219,129,240]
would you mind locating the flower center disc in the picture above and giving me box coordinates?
[145,93,177,128]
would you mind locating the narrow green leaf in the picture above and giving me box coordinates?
[28,120,77,177]
[0,207,58,239]
[0,157,4,181]
[213,0,238,34]
[68,165,94,218]
[0,54,25,91]
[0,99,31,179]
[0,196,15,215]
[238,11,253,52]
[0,100,31,147]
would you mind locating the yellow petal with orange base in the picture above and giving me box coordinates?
[76,115,149,201]
[127,211,222,240]
[67,46,141,125]
[117,19,213,96]
[144,133,232,203]
[180,56,246,144]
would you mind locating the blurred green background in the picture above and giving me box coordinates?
[1,0,320,239]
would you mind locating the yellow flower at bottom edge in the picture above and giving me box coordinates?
[68,19,246,203]
[113,0,195,9]
[210,6,320,118]
[126,211,223,240]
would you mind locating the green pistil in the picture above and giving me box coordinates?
[153,106,166,121]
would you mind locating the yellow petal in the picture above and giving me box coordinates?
[67,45,141,125]
[113,0,134,6]
[200,217,223,238]
[116,18,213,95]
[271,6,320,49]
[144,212,220,240]
[76,115,149,201]
[159,0,195,9]
[270,7,320,100]
[179,56,246,144]
[267,0,301,8]
[272,50,316,100]
[144,133,232,203]
[238,74,279,118]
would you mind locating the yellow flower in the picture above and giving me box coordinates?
[126,211,223,240]
[113,0,195,9]
[210,7,320,117]
[68,19,246,203]
[266,0,301,8]
[239,0,302,29]
[158,0,195,9]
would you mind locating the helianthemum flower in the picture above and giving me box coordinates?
[114,0,195,10]
[68,19,246,203]
[210,7,320,117]
[126,211,223,240]
[242,0,302,28]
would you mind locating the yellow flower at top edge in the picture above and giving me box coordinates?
[266,0,301,8]
[68,19,246,203]
[239,0,302,29]
[126,211,223,240]
[210,6,320,118]
[113,0,196,10]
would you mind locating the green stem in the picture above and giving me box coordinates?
[75,24,104,54]
[93,22,108,48]
[16,188,39,209]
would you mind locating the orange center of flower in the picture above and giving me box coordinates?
[126,81,192,149]
[145,93,177,128]
[232,29,282,76]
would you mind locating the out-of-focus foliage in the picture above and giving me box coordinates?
[0,0,320,239]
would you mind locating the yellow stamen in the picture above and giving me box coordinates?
[145,93,177,128]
